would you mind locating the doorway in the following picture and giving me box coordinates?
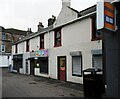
[39,57,48,74]
[30,58,35,75]
[58,56,66,81]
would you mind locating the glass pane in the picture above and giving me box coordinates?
[40,43,44,49]
[60,58,65,67]
[56,39,61,46]
[56,31,61,38]
[72,56,81,75]
[41,35,44,42]
[41,38,44,42]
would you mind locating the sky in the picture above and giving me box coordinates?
[0,0,99,32]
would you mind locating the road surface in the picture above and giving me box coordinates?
[2,68,84,98]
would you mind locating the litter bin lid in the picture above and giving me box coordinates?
[83,68,102,74]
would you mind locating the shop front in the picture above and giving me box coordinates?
[29,49,49,76]
[13,54,23,73]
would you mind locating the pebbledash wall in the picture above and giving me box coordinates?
[12,1,102,84]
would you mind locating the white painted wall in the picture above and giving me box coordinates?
[30,37,39,51]
[35,68,49,78]
[49,41,102,84]
[49,31,54,49]
[50,18,92,48]
[23,53,30,74]
[54,5,78,27]
[48,17,102,84]
[9,56,12,65]
[12,41,26,55]
[44,33,49,49]
[62,18,91,46]
[18,42,25,54]
[12,45,15,55]
[29,33,49,51]
[24,41,27,53]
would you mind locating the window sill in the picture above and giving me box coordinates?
[91,38,102,41]
[54,44,62,47]
[39,48,45,50]
[40,72,48,75]
[72,74,82,77]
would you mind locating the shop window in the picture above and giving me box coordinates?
[13,60,17,70]
[1,44,5,52]
[13,54,23,70]
[26,39,30,52]
[72,56,82,76]
[91,16,101,41]
[54,28,62,47]
[92,55,102,70]
[40,34,44,49]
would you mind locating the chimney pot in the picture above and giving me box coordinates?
[27,28,32,35]
[48,15,56,26]
[38,22,44,32]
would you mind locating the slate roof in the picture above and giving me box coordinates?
[14,25,53,44]
[79,5,96,17]
[5,28,27,35]
[67,6,79,13]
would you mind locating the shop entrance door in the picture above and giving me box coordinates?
[58,56,66,81]
[39,57,48,74]
[30,58,35,75]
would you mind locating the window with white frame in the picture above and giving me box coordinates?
[1,44,5,52]
[92,55,102,70]
[72,56,82,76]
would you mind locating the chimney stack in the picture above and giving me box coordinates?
[26,28,32,35]
[48,15,56,26]
[62,0,71,8]
[38,22,44,32]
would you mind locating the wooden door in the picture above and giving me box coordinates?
[58,56,66,81]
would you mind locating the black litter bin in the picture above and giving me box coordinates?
[83,68,105,98]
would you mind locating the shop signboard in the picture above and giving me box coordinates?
[35,49,48,57]
[30,49,48,58]
[97,0,116,32]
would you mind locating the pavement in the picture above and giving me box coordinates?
[1,68,84,98]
